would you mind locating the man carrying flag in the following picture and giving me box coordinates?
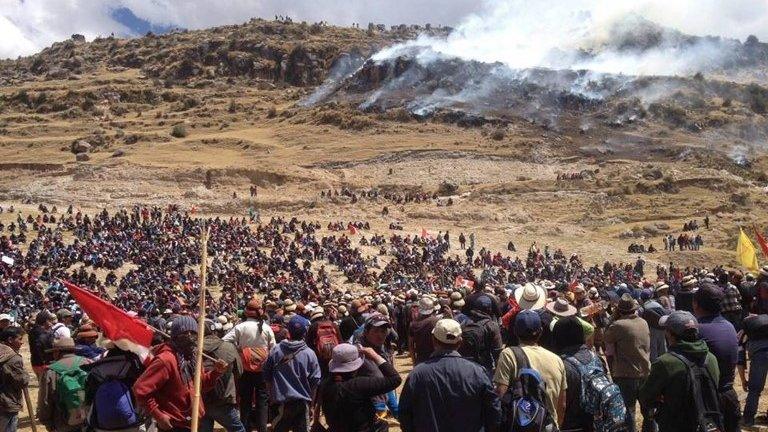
[753,225,768,258]
[737,227,759,272]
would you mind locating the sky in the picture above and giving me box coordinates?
[1,0,767,60]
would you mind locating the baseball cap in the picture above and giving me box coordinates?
[659,311,698,337]
[514,309,543,339]
[432,319,462,344]
[365,313,390,328]
[288,315,310,339]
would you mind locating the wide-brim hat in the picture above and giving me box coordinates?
[46,337,76,352]
[545,298,577,317]
[654,282,669,293]
[681,275,698,290]
[514,283,547,310]
[329,344,365,373]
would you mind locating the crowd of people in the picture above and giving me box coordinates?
[0,204,767,432]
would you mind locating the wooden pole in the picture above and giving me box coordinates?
[23,387,38,432]
[190,224,210,432]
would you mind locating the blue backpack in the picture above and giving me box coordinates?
[91,380,140,430]
[502,347,558,432]
[564,351,627,432]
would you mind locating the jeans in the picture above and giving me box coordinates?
[272,400,310,432]
[744,349,768,422]
[615,377,654,432]
[239,371,269,432]
[200,404,246,432]
[0,412,18,432]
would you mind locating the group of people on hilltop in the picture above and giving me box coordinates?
[1,204,767,432]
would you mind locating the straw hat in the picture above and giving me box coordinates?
[514,283,546,310]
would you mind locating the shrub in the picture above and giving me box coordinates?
[171,124,188,138]
[746,84,768,114]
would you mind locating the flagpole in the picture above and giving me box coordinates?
[190,223,210,432]
[23,388,38,432]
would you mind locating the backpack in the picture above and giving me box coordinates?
[48,357,89,426]
[92,381,140,430]
[315,321,340,363]
[501,347,558,432]
[240,323,269,373]
[669,352,724,432]
[563,351,627,432]
[84,353,144,430]
[459,318,491,368]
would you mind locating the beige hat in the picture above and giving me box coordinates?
[46,337,76,352]
[283,299,297,312]
[432,319,462,344]
[514,283,547,310]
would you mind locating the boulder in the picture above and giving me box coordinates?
[75,153,90,162]
[111,149,125,158]
[71,140,91,154]
[438,180,459,196]
[71,34,86,43]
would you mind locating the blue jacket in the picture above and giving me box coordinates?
[399,350,501,432]
[263,340,321,403]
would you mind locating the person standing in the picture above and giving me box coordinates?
[604,294,651,432]
[738,314,768,427]
[201,320,245,432]
[693,283,740,432]
[52,309,74,340]
[494,310,567,427]
[223,298,275,432]
[408,297,440,365]
[263,316,321,432]
[399,319,501,432]
[0,327,29,432]
[639,311,722,432]
[133,316,227,432]
[37,337,91,432]
[28,311,54,382]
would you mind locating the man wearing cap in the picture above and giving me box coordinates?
[458,295,503,375]
[604,294,650,432]
[223,298,275,432]
[693,283,740,432]
[52,309,74,340]
[263,315,321,432]
[0,327,28,432]
[0,314,13,331]
[494,310,567,426]
[38,337,92,432]
[201,319,244,432]
[73,324,104,360]
[399,318,500,432]
[134,316,228,432]
[339,300,365,341]
[639,311,721,432]
[29,311,55,382]
[676,275,698,313]
[408,297,440,365]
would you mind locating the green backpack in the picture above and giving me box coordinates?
[48,357,88,426]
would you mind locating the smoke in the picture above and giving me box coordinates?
[372,0,768,77]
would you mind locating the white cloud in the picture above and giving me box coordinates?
[1,0,767,59]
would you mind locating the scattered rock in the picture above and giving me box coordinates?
[111,149,125,158]
[71,34,86,43]
[75,152,90,162]
[731,192,750,206]
[437,180,459,196]
[642,167,663,180]
[71,140,91,154]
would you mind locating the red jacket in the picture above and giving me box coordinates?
[133,343,221,429]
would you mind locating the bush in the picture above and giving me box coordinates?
[171,124,188,138]
[490,128,506,141]
[266,106,277,118]
[746,84,768,114]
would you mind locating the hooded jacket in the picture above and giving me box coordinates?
[0,344,28,413]
[639,339,720,432]
[262,340,321,403]
[133,343,222,429]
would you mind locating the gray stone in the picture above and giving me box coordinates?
[75,152,90,161]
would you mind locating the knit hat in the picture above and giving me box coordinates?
[171,315,198,337]
[76,324,98,339]
[245,297,262,318]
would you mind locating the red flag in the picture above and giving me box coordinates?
[754,226,768,259]
[455,276,475,289]
[62,281,154,350]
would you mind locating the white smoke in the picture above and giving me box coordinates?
[372,0,768,77]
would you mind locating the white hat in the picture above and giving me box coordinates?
[432,319,462,344]
[514,283,546,310]
[0,314,12,322]
[419,297,436,315]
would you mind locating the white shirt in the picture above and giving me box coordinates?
[52,323,71,340]
[222,319,275,350]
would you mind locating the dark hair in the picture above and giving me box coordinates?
[694,283,724,315]
[35,311,52,325]
[678,328,700,343]
[0,327,24,342]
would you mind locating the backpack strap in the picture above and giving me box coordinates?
[509,346,530,380]
[279,347,305,365]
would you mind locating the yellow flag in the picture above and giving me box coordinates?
[737,227,760,271]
